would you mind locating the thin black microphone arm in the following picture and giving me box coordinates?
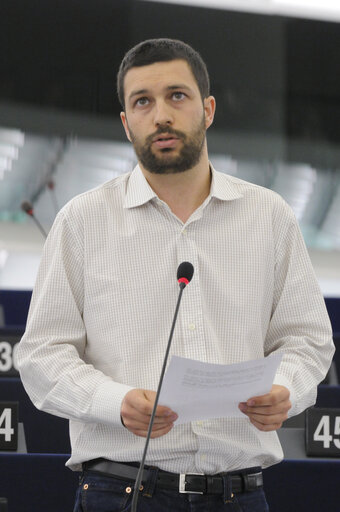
[131,263,193,512]
[21,200,48,239]
[29,214,48,239]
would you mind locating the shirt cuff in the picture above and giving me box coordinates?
[272,374,297,418]
[90,379,133,426]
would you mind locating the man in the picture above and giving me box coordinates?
[17,39,334,511]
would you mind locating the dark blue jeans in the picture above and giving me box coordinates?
[73,470,270,512]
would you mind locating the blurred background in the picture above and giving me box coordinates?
[0,3,340,510]
[0,0,339,321]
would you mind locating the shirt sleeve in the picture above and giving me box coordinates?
[16,206,132,427]
[266,198,335,417]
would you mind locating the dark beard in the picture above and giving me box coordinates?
[129,116,206,175]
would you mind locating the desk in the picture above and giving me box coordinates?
[0,453,78,511]
[264,459,340,512]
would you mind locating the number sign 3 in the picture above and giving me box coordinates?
[0,340,19,377]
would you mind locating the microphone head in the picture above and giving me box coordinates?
[21,200,34,216]
[177,261,194,287]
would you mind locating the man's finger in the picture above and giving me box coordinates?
[130,423,175,438]
[123,413,177,430]
[245,393,282,407]
[123,407,177,424]
[245,411,289,426]
[132,391,177,419]
[121,389,178,438]
[249,418,283,432]
[239,402,291,416]
[245,385,290,407]
[238,385,291,432]
[122,389,176,419]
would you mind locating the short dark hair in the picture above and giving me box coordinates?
[117,38,210,109]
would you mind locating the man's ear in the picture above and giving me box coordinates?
[120,111,132,142]
[203,96,216,130]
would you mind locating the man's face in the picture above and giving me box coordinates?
[120,59,215,174]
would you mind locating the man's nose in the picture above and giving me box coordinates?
[153,100,173,126]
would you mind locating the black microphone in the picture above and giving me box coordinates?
[177,261,194,289]
[21,200,48,239]
[131,261,194,512]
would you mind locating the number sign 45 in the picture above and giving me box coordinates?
[306,407,340,457]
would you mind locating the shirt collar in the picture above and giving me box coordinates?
[209,164,244,201]
[124,163,243,209]
[124,165,157,208]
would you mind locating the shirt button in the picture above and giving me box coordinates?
[201,455,207,461]
[196,421,203,426]
[181,228,187,235]
[188,323,196,330]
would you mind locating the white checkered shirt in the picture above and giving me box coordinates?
[17,164,334,473]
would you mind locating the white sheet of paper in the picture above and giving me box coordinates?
[158,353,283,424]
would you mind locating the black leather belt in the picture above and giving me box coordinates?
[83,459,263,495]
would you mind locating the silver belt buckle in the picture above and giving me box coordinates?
[179,473,205,494]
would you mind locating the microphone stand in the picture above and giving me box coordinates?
[130,282,186,512]
[29,214,48,239]
[47,180,60,215]
[21,201,48,239]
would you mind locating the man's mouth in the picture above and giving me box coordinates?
[152,133,179,149]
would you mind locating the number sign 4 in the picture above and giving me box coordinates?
[0,402,18,451]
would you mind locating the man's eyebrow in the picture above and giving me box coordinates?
[128,89,148,102]
[167,84,192,92]
[128,84,192,102]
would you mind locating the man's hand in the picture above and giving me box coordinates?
[238,385,291,432]
[121,389,178,438]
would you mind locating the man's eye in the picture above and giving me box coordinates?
[172,92,185,101]
[136,97,149,107]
